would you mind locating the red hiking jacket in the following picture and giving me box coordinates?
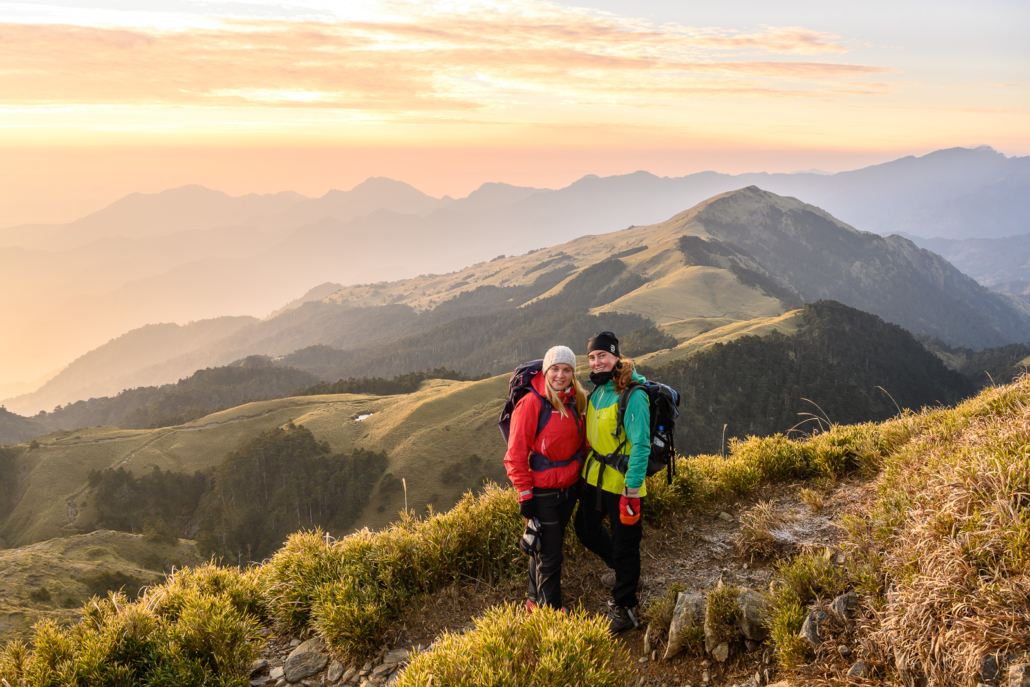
[503,373,585,501]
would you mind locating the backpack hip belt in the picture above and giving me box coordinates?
[529,448,585,472]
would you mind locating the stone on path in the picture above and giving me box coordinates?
[664,592,705,660]
[327,660,344,682]
[284,637,329,683]
[711,642,730,663]
[798,611,826,650]
[270,666,285,681]
[736,589,770,642]
[847,660,868,678]
[249,658,269,675]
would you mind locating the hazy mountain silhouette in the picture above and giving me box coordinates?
[0,186,305,250]
[3,146,1026,397]
[246,177,452,233]
[906,233,1030,295]
[3,317,256,416]
[11,186,1029,415]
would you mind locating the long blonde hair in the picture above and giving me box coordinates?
[544,368,587,420]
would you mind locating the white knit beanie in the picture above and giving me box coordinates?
[542,345,577,373]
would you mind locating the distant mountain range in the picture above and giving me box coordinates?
[905,233,1030,299]
[2,145,1026,404]
[6,185,1029,416]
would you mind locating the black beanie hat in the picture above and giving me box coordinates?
[587,331,620,357]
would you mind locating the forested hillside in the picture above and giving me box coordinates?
[640,301,976,455]
[281,258,657,380]
[0,359,318,445]
[86,424,389,563]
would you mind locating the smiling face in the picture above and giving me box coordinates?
[545,363,574,391]
[587,350,619,374]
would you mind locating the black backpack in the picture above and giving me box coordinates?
[498,360,552,443]
[597,380,681,484]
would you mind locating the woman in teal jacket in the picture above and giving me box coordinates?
[574,330,649,634]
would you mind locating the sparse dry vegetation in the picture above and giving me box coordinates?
[733,500,798,560]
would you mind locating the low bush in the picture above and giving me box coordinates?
[704,584,741,647]
[0,564,262,686]
[262,484,523,656]
[395,603,633,687]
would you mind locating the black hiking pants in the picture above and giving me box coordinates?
[574,482,643,609]
[528,486,577,609]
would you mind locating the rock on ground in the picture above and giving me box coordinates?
[736,589,770,642]
[283,637,329,683]
[664,592,705,660]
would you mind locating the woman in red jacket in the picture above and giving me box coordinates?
[504,345,587,611]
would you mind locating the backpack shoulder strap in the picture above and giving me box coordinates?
[615,382,649,434]
[527,387,553,439]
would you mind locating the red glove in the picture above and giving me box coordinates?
[619,488,641,526]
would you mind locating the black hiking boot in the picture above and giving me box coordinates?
[606,601,640,634]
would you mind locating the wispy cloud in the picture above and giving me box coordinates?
[0,1,890,111]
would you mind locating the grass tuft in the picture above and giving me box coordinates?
[704,583,741,646]
[395,603,633,687]
[734,500,797,560]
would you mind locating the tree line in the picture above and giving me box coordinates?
[88,424,388,563]
[640,301,977,456]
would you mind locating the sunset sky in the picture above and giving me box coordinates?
[1,0,1027,225]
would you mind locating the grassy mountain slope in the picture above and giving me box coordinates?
[0,300,983,555]
[0,375,509,550]
[642,310,804,366]
[0,530,204,644]
[0,358,321,445]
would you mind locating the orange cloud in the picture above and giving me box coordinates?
[0,7,887,111]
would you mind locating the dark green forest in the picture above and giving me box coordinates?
[19,358,318,435]
[88,424,388,563]
[639,301,977,456]
[291,367,487,397]
[916,336,1030,387]
[0,447,18,522]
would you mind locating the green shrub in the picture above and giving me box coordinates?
[704,584,741,646]
[395,603,633,687]
[264,484,524,656]
[0,573,260,687]
[768,585,810,669]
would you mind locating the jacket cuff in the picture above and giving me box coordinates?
[622,486,641,499]
[518,489,533,501]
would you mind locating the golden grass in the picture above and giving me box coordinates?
[733,500,798,560]
[589,264,783,325]
[2,377,510,549]
[0,530,204,644]
[638,309,803,367]
[396,604,633,687]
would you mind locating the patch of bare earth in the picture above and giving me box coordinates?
[383,477,868,686]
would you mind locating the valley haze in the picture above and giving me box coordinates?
[2,145,1028,408]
